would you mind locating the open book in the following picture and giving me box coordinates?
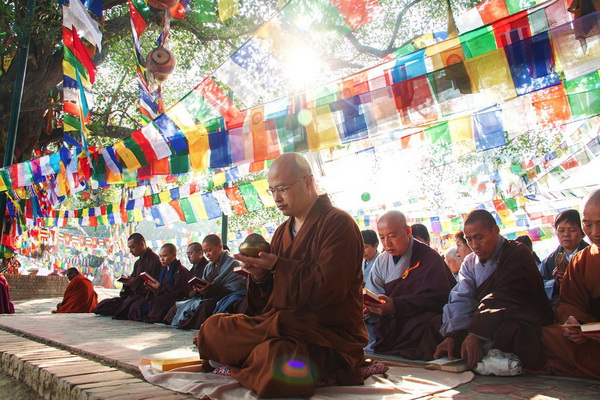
[362,288,382,304]
[150,356,202,371]
[562,322,600,333]
[139,272,158,284]
[188,276,210,287]
[233,265,250,278]
[426,357,470,372]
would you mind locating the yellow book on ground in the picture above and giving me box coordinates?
[150,356,201,371]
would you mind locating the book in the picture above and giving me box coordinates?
[362,288,382,304]
[150,356,202,371]
[426,357,470,372]
[116,274,130,283]
[139,272,158,284]
[188,276,210,287]
[562,322,600,333]
[233,265,250,278]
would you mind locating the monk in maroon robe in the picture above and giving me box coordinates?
[95,233,161,318]
[364,211,455,360]
[128,243,190,323]
[53,268,98,313]
[534,189,600,379]
[197,153,367,398]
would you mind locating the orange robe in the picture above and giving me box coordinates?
[538,244,600,379]
[198,195,368,398]
[56,274,98,313]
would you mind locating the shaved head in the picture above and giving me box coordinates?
[377,211,412,257]
[268,152,318,220]
[582,189,600,246]
[269,152,313,182]
[378,211,408,229]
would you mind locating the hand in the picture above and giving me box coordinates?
[364,295,394,316]
[434,337,455,360]
[123,276,136,286]
[552,267,565,283]
[461,334,484,369]
[561,316,587,344]
[234,252,278,271]
[144,280,160,291]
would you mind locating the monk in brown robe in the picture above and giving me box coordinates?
[128,243,191,323]
[535,189,600,379]
[95,233,162,318]
[197,153,367,398]
[434,209,553,369]
[364,211,455,359]
[53,268,98,313]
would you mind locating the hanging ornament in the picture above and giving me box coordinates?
[361,192,371,202]
[146,46,176,83]
[148,0,179,10]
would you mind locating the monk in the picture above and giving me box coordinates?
[434,209,553,369]
[94,233,161,318]
[0,273,15,314]
[197,152,367,398]
[53,268,98,313]
[535,189,600,379]
[169,235,243,329]
[365,211,455,359]
[128,243,191,323]
[98,267,113,289]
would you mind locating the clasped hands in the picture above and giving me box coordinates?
[233,252,278,280]
[434,334,484,369]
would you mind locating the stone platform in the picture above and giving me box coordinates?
[0,294,599,399]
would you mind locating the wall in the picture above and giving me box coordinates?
[3,275,68,301]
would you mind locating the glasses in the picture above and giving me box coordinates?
[267,175,309,196]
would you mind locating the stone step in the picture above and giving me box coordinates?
[0,331,193,400]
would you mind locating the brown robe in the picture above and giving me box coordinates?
[56,274,98,313]
[94,248,161,318]
[373,240,455,359]
[198,195,368,398]
[128,259,191,323]
[536,244,600,379]
[448,240,554,368]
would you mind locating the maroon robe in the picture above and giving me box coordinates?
[373,240,455,359]
[198,195,368,398]
[128,259,191,323]
[95,248,161,318]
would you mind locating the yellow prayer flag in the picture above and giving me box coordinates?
[189,195,208,220]
[252,179,276,208]
[158,191,172,204]
[448,116,475,157]
[213,172,226,187]
[113,141,142,171]
[189,126,209,171]
[305,105,340,151]
[465,49,517,102]
[166,103,200,139]
[218,0,238,22]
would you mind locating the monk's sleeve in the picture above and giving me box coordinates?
[272,213,363,310]
[556,253,596,323]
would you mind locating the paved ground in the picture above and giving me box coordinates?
[1,292,599,399]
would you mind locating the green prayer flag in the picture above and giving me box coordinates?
[459,26,497,59]
[238,183,263,212]
[179,198,198,223]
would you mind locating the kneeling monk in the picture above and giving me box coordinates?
[197,153,368,398]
